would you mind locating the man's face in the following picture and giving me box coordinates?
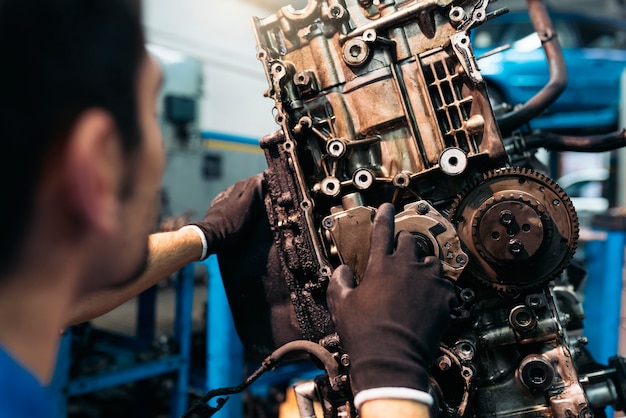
[102,53,166,288]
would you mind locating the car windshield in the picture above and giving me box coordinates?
[472,17,576,50]
[473,22,508,49]
[574,21,626,49]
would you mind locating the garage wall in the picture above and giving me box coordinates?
[143,0,278,139]
[142,1,280,217]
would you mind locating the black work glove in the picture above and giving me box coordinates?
[188,173,265,255]
[326,203,457,400]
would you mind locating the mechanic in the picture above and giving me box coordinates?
[0,0,455,417]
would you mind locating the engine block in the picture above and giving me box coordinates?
[237,0,626,416]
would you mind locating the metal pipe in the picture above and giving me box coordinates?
[525,129,626,152]
[269,340,342,390]
[496,0,567,135]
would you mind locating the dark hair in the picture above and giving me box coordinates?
[0,0,146,276]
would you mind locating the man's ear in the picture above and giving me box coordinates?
[62,109,126,236]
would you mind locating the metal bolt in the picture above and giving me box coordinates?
[500,210,515,226]
[460,287,475,302]
[327,139,346,158]
[509,239,524,256]
[456,254,468,265]
[456,341,475,360]
[526,294,545,308]
[417,202,429,214]
[449,6,466,24]
[340,354,350,367]
[437,355,452,371]
[323,217,335,229]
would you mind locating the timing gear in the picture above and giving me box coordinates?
[449,167,579,292]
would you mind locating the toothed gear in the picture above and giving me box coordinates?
[449,167,579,292]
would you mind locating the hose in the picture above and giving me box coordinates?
[496,0,568,135]
[525,129,626,153]
[182,340,342,418]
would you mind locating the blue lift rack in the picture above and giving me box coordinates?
[50,263,195,418]
[583,215,626,418]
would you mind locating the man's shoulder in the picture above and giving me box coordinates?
[0,345,55,418]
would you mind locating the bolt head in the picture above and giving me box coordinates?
[417,203,429,214]
[340,354,350,367]
[500,210,515,225]
[437,356,452,371]
[509,239,524,255]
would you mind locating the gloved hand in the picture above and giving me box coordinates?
[326,203,457,406]
[187,173,265,256]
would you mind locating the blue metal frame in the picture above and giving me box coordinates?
[50,264,195,418]
[190,255,245,418]
[582,228,626,418]
[583,231,625,365]
[200,130,260,147]
[190,255,327,416]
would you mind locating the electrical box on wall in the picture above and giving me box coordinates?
[165,95,197,145]
[148,44,207,221]
[148,44,267,222]
[149,44,203,152]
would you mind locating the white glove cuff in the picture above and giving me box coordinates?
[353,387,434,410]
[179,225,208,261]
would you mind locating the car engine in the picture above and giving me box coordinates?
[187,1,626,417]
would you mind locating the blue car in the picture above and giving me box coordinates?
[472,10,626,132]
